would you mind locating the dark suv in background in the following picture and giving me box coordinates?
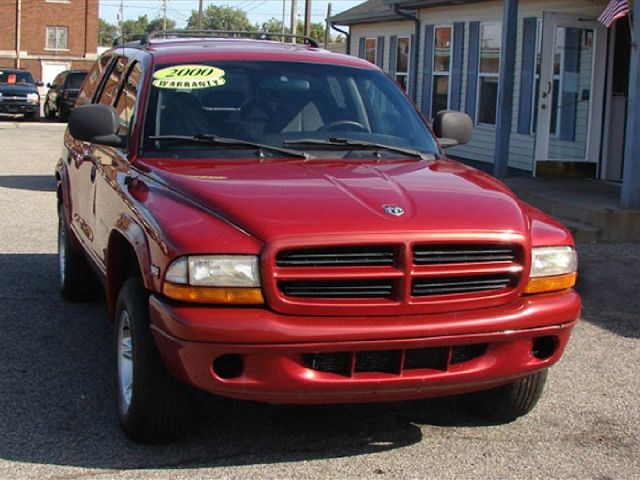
[44,70,87,121]
[0,69,42,120]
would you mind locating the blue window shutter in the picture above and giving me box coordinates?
[465,21,480,122]
[408,33,417,99]
[560,28,580,141]
[389,35,398,78]
[358,37,366,59]
[517,18,538,135]
[376,36,385,68]
[421,25,435,117]
[450,22,465,111]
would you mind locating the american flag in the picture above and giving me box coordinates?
[597,0,630,28]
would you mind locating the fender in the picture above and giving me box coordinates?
[106,215,152,319]
[55,157,72,223]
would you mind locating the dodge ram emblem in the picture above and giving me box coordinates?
[383,205,405,216]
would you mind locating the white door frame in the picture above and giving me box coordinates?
[533,12,607,173]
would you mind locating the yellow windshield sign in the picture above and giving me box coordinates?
[152,65,226,89]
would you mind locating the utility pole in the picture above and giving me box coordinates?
[197,0,203,30]
[163,0,167,31]
[15,0,21,68]
[118,0,124,37]
[289,0,297,42]
[281,0,286,41]
[304,0,311,38]
[324,3,331,48]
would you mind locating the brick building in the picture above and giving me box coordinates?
[0,0,98,86]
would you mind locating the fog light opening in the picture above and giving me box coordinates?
[532,336,557,360]
[213,354,244,379]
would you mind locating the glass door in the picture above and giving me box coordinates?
[534,12,607,172]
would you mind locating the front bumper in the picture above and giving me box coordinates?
[150,290,580,404]
[0,103,39,114]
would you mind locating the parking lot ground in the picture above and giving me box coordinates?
[0,122,638,480]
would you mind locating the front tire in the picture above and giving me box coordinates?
[464,370,548,422]
[115,278,193,443]
[44,102,55,119]
[58,105,69,122]
[58,203,100,302]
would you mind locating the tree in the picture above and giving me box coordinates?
[119,15,176,39]
[261,18,287,34]
[186,5,255,31]
[99,19,118,46]
[294,20,329,42]
[147,17,177,32]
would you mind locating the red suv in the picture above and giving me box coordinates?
[56,32,580,443]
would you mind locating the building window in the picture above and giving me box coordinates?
[46,26,68,50]
[477,23,501,125]
[432,26,452,117]
[364,38,377,64]
[395,36,410,92]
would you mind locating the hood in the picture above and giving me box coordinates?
[142,158,528,243]
[0,83,39,95]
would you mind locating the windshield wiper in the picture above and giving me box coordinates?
[150,134,311,159]
[284,137,433,160]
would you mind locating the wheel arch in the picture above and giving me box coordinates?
[106,222,153,320]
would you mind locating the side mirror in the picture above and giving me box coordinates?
[46,83,51,88]
[68,104,125,148]
[433,110,474,148]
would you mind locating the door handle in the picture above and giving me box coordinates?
[541,81,552,98]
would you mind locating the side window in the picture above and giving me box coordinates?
[77,56,112,106]
[113,62,142,138]
[98,57,128,106]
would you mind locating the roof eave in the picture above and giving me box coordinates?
[330,14,406,26]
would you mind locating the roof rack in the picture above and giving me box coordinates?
[112,34,146,47]
[139,30,320,48]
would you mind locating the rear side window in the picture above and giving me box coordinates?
[113,62,142,138]
[98,57,128,106]
[77,56,112,106]
[65,72,86,89]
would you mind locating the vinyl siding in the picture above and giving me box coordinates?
[350,0,606,172]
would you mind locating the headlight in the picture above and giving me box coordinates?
[163,255,263,304]
[26,93,39,103]
[525,246,577,294]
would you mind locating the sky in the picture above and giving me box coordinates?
[99,0,363,28]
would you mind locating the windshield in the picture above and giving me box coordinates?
[142,61,438,159]
[65,72,86,89]
[0,70,35,85]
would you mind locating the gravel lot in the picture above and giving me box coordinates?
[0,121,638,479]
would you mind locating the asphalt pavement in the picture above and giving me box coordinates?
[0,120,638,479]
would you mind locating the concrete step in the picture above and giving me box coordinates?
[504,178,640,242]
[552,216,602,242]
